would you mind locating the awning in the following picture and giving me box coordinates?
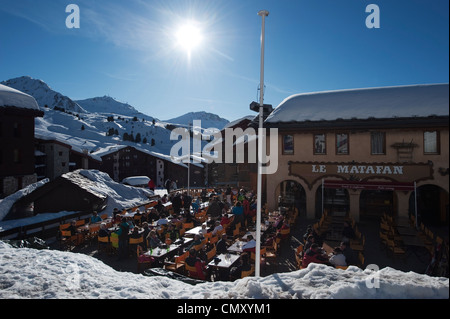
[323,180,415,191]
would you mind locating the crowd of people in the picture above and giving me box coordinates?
[299,220,359,269]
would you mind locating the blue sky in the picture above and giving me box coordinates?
[0,0,448,122]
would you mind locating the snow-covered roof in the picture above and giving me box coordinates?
[265,83,449,124]
[93,145,204,168]
[35,132,103,162]
[122,176,150,186]
[0,83,40,110]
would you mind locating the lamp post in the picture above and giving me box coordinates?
[254,9,269,278]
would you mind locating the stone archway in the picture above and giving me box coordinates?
[413,184,449,226]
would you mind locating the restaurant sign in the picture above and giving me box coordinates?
[288,161,433,189]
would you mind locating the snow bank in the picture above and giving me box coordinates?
[0,241,447,299]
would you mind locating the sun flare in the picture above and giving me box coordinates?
[175,22,203,54]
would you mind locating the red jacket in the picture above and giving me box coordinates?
[148,180,155,190]
[302,248,329,268]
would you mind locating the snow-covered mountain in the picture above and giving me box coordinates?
[76,96,156,122]
[165,111,229,131]
[0,76,232,157]
[1,76,86,114]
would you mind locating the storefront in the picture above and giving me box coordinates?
[264,84,449,224]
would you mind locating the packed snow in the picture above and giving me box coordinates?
[266,84,449,123]
[0,241,447,299]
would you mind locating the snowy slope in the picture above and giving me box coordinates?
[0,242,447,299]
[76,95,156,122]
[1,76,86,113]
[1,76,234,158]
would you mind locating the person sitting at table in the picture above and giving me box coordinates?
[65,220,78,236]
[130,227,141,239]
[154,200,164,214]
[304,235,316,252]
[185,248,207,280]
[220,212,232,228]
[277,220,290,240]
[156,214,169,226]
[340,241,358,266]
[216,233,229,254]
[146,208,159,223]
[98,223,110,238]
[137,244,154,264]
[199,224,208,238]
[263,232,282,247]
[166,223,179,241]
[161,194,168,204]
[147,230,162,249]
[187,234,203,251]
[90,211,102,224]
[229,252,252,281]
[302,243,331,268]
[141,222,151,250]
[191,197,200,214]
[242,234,256,253]
[211,221,223,236]
[328,247,347,267]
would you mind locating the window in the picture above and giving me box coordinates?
[314,134,326,154]
[424,131,439,154]
[371,132,386,155]
[13,122,21,138]
[13,149,21,163]
[336,133,349,155]
[282,135,294,155]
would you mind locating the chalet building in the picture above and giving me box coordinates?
[207,116,258,190]
[264,84,449,225]
[34,135,101,181]
[0,84,44,197]
[94,145,205,189]
[3,170,107,220]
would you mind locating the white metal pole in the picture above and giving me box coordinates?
[255,9,269,278]
[414,181,418,229]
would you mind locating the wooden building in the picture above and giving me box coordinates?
[0,84,44,197]
[94,145,205,189]
[3,170,107,220]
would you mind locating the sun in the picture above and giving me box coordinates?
[175,22,203,56]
